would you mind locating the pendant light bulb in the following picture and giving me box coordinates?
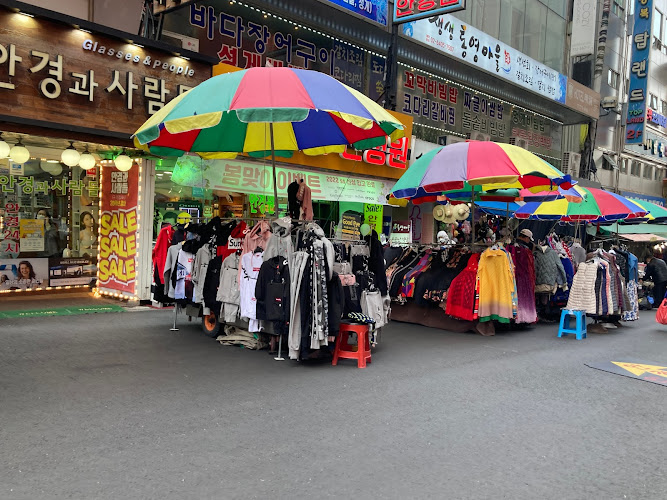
[114,151,133,172]
[9,138,30,164]
[79,145,96,170]
[0,133,10,158]
[61,141,81,167]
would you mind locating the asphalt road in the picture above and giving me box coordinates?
[1,309,666,499]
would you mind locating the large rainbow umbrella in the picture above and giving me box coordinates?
[391,141,571,200]
[134,67,405,214]
[514,187,647,222]
[133,67,404,157]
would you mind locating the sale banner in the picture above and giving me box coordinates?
[98,164,139,294]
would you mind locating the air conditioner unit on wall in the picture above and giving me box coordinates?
[161,30,200,52]
[563,151,582,178]
[509,137,528,149]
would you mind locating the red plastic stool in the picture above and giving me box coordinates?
[332,321,371,368]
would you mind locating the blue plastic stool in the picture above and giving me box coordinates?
[558,309,587,340]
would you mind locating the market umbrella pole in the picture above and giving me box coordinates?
[270,123,279,218]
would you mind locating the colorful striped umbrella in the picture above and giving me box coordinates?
[620,199,667,224]
[514,187,647,222]
[133,67,404,158]
[391,141,571,200]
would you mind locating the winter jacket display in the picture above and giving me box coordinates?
[217,253,241,323]
[263,217,294,265]
[217,221,247,260]
[570,242,586,269]
[566,261,598,313]
[202,255,222,312]
[533,245,567,290]
[192,244,214,305]
[255,256,291,322]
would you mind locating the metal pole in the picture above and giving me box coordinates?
[170,305,178,331]
[270,122,279,218]
[384,23,400,111]
[274,333,285,361]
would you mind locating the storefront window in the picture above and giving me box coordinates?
[0,134,102,291]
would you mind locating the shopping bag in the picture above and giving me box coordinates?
[656,299,667,324]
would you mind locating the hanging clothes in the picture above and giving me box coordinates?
[174,248,195,301]
[202,255,223,313]
[263,217,294,265]
[217,253,241,323]
[153,224,174,280]
[239,250,264,332]
[255,256,291,323]
[288,251,310,360]
[296,180,313,220]
[476,248,517,323]
[509,244,537,324]
[192,243,214,306]
[217,221,247,260]
[534,245,567,293]
[287,180,300,219]
[163,243,182,299]
[445,253,480,321]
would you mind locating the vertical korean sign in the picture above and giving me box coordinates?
[626,0,652,144]
[98,164,139,295]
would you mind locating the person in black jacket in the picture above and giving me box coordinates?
[645,253,667,303]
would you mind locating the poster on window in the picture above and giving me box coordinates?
[19,219,45,253]
[98,164,139,295]
[0,258,48,290]
[48,257,97,286]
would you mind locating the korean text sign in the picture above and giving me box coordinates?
[98,165,139,294]
[394,0,466,23]
[626,0,653,144]
[324,0,389,26]
[402,14,567,104]
[0,10,209,137]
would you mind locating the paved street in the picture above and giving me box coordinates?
[1,309,666,499]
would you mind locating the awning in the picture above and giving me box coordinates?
[603,154,618,169]
[620,233,667,242]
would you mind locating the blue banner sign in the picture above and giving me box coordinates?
[626,0,653,144]
[325,0,388,26]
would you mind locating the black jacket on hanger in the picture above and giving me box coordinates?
[287,181,300,219]
[255,256,291,322]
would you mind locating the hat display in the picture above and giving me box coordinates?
[454,203,470,221]
[442,204,457,224]
[519,228,534,241]
[433,204,447,222]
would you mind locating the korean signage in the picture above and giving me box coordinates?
[626,0,653,144]
[394,0,466,23]
[625,130,667,165]
[98,164,139,295]
[398,69,511,140]
[401,14,567,104]
[323,0,389,26]
[172,156,396,205]
[0,9,210,137]
[647,108,667,128]
[511,109,562,156]
[571,0,598,56]
[621,191,666,206]
[0,174,99,198]
[363,203,383,236]
[166,2,367,94]
[390,220,412,244]
[566,79,600,119]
